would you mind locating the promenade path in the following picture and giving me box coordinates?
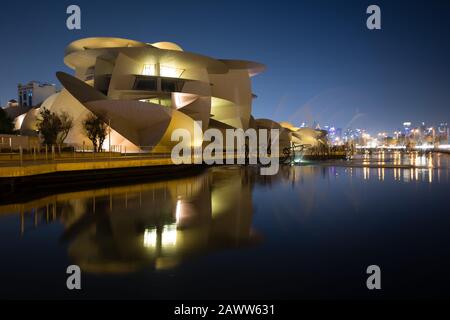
[0,154,175,178]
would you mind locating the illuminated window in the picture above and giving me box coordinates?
[134,78,157,91]
[160,65,184,78]
[161,79,184,92]
[142,64,156,76]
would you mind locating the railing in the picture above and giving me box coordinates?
[0,144,176,167]
[0,143,284,167]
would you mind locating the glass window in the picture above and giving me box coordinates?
[134,78,157,91]
[142,64,156,76]
[160,65,184,78]
[161,79,183,92]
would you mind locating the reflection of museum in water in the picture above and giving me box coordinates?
[0,164,329,275]
[2,160,449,298]
[6,167,262,274]
[4,161,438,276]
[2,163,398,275]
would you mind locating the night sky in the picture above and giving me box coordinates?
[1,0,449,133]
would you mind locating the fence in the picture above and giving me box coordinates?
[0,144,177,166]
[0,135,40,152]
[0,143,283,167]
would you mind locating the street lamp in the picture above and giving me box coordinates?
[108,118,111,158]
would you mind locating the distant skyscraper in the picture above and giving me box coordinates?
[438,122,449,143]
[403,122,412,136]
[419,122,426,134]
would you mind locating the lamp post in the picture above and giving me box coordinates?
[108,118,111,159]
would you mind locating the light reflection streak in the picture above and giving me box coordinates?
[5,151,449,276]
[363,167,370,180]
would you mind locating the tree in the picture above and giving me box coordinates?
[97,121,108,153]
[36,108,74,147]
[57,111,74,146]
[82,113,108,152]
[37,108,62,146]
[0,108,14,134]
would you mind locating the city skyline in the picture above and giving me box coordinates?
[288,119,449,136]
[1,0,450,133]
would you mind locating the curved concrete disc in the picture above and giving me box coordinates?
[57,71,172,147]
[56,71,107,103]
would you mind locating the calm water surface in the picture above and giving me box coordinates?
[1,152,450,299]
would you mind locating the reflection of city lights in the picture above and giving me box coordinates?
[363,167,370,180]
[427,155,434,168]
[143,228,157,248]
[394,168,401,181]
[377,168,385,181]
[403,169,410,183]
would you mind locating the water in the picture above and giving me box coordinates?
[1,152,450,299]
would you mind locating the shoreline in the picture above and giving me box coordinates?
[0,163,206,199]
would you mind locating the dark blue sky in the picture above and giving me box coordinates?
[1,0,449,133]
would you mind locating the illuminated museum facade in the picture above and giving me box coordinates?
[13,37,327,152]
